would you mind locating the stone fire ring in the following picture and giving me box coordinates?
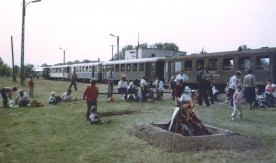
[128,123,261,152]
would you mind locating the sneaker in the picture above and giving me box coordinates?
[231,117,234,121]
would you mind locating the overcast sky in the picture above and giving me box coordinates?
[1,0,276,66]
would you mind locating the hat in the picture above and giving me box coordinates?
[184,86,191,91]
[51,92,55,95]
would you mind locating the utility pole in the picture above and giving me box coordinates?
[110,45,115,60]
[20,0,41,85]
[136,33,140,59]
[11,36,16,81]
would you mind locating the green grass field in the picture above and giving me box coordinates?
[0,77,276,163]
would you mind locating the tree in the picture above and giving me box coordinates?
[163,42,179,51]
[137,43,148,49]
[0,57,11,76]
[238,44,250,51]
[41,63,50,67]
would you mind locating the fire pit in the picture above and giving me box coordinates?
[129,123,261,152]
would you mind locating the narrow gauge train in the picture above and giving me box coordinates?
[43,62,103,82]
[43,57,166,83]
[43,47,276,92]
[164,47,276,91]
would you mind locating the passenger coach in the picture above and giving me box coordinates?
[165,47,276,91]
[102,57,166,83]
[70,62,103,82]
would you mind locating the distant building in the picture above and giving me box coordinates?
[125,48,186,60]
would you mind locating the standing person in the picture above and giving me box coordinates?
[228,71,241,109]
[0,87,18,108]
[118,76,128,101]
[106,66,116,99]
[140,76,154,102]
[174,70,189,83]
[169,75,176,100]
[197,66,210,107]
[83,78,99,121]
[231,85,244,120]
[203,66,214,104]
[28,75,34,98]
[244,69,256,110]
[69,70,78,91]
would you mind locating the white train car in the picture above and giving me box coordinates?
[70,62,103,82]
[49,65,71,80]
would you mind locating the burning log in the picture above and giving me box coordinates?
[169,101,210,136]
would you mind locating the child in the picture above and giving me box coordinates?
[231,85,244,120]
[89,106,101,124]
[48,92,61,105]
[83,78,99,121]
[28,75,34,98]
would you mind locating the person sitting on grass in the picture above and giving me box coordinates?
[89,106,110,124]
[48,92,61,105]
[15,90,30,107]
[118,76,128,101]
[60,89,76,102]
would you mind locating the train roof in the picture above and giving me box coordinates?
[49,65,70,68]
[102,57,166,65]
[166,47,276,60]
[70,62,103,67]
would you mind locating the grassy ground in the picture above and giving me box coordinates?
[0,77,275,163]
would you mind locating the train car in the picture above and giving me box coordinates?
[70,62,103,82]
[102,57,166,83]
[165,47,276,91]
[49,65,71,80]
[42,67,50,79]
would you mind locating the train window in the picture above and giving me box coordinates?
[133,63,137,71]
[127,64,131,71]
[86,66,88,72]
[121,64,125,71]
[74,67,76,71]
[223,58,233,70]
[175,61,181,71]
[115,65,119,71]
[139,63,144,71]
[239,57,250,70]
[184,60,192,71]
[209,59,218,70]
[89,66,92,72]
[196,60,204,70]
[256,55,270,70]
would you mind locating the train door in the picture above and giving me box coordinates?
[145,62,151,80]
[156,60,165,81]
[272,54,276,82]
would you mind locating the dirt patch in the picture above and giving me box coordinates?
[129,123,261,152]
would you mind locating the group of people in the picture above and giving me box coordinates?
[226,69,276,120]
[106,66,164,102]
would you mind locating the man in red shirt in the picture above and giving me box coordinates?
[28,75,34,98]
[83,78,99,121]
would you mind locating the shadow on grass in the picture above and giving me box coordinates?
[100,109,140,117]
